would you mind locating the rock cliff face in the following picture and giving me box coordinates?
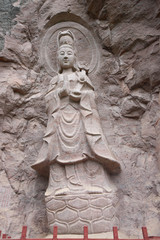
[0,0,160,238]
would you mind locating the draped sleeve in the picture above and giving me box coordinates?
[80,73,121,174]
[31,76,60,176]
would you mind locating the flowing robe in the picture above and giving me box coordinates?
[32,71,121,177]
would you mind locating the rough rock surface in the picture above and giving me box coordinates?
[0,0,160,238]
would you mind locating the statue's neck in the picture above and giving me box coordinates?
[62,68,73,75]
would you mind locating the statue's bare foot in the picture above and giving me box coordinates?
[87,186,104,194]
[55,188,70,196]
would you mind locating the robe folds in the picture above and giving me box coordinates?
[32,71,121,177]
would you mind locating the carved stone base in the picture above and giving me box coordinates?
[45,192,119,234]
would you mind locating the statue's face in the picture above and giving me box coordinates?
[58,46,75,70]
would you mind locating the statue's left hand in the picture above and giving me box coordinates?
[69,91,81,101]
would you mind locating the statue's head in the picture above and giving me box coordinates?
[57,30,79,73]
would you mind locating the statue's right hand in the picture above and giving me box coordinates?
[58,87,69,98]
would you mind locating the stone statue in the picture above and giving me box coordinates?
[32,30,121,234]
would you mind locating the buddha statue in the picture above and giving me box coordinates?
[32,30,121,233]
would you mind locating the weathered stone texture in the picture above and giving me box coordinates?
[0,0,28,51]
[0,0,160,238]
